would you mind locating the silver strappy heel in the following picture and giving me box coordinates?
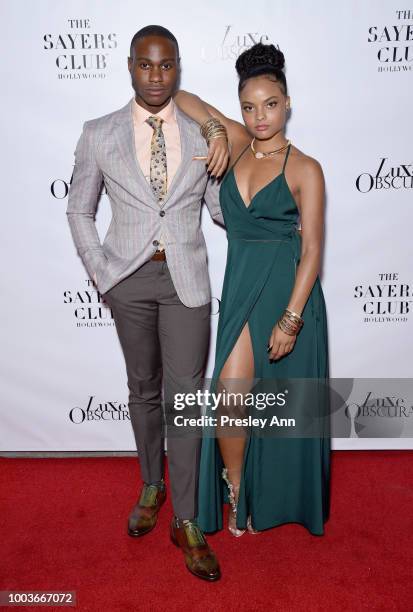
[222,468,246,537]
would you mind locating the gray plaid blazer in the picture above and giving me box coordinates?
[66,98,224,307]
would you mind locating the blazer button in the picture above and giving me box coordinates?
[159,210,165,217]
[153,240,159,247]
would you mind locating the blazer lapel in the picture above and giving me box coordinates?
[113,99,159,209]
[161,105,198,206]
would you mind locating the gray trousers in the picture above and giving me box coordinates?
[102,259,210,519]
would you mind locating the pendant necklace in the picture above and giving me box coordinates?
[250,138,291,160]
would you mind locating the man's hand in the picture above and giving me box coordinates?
[206,136,229,178]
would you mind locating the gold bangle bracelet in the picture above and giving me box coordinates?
[200,118,222,136]
[277,309,304,336]
[208,133,227,141]
[277,319,298,336]
[279,315,300,329]
[285,308,303,321]
[206,128,227,139]
[200,118,227,143]
[280,318,301,332]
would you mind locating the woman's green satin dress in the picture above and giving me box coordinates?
[197,143,331,535]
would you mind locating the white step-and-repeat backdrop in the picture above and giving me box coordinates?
[1,1,411,451]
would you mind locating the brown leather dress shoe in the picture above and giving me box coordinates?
[170,517,221,581]
[127,481,166,537]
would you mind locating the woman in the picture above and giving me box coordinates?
[174,43,330,537]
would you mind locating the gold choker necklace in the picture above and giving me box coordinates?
[250,138,290,159]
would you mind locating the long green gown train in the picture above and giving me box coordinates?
[197,143,331,536]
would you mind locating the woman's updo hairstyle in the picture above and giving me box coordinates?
[235,43,287,96]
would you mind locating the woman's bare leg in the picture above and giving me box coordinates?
[216,322,254,534]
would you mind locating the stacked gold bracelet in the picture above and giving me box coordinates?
[200,117,228,145]
[277,308,304,336]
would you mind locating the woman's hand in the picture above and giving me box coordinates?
[267,324,297,361]
[206,136,230,178]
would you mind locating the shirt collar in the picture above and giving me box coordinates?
[132,96,177,125]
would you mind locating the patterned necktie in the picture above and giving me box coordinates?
[145,115,167,204]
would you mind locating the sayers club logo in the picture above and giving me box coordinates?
[356,157,413,193]
[368,9,413,71]
[354,272,412,323]
[64,279,114,327]
[63,282,219,326]
[69,395,129,424]
[43,17,117,79]
[201,25,270,63]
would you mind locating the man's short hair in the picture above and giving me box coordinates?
[129,25,180,58]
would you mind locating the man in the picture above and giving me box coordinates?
[66,25,226,581]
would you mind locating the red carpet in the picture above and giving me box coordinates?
[1,451,412,611]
